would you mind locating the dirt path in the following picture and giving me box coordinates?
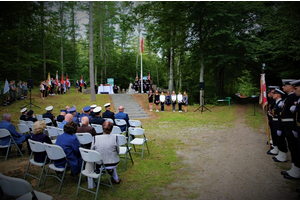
[156,105,297,199]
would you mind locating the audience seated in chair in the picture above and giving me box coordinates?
[115,106,130,132]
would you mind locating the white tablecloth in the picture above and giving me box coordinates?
[98,86,114,94]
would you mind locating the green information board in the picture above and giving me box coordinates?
[107,78,114,87]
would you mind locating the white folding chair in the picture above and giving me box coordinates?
[117,134,134,171]
[104,118,114,124]
[76,148,115,200]
[0,172,53,200]
[25,121,34,133]
[17,124,31,135]
[111,126,122,135]
[19,120,26,125]
[91,124,103,134]
[57,128,64,135]
[42,118,53,126]
[24,139,47,187]
[128,127,150,159]
[36,114,43,121]
[56,121,61,127]
[114,119,128,135]
[46,126,59,143]
[43,143,69,195]
[0,129,24,161]
[129,120,142,128]
[76,133,93,148]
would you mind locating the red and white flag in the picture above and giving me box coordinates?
[80,75,83,87]
[61,73,64,85]
[259,73,267,109]
[141,34,143,53]
[55,71,59,86]
[66,74,70,86]
[148,72,151,81]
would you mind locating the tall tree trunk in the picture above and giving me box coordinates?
[199,39,204,106]
[98,2,103,84]
[17,15,21,79]
[155,54,159,87]
[71,2,76,74]
[41,2,46,80]
[136,22,140,74]
[60,1,64,74]
[177,54,181,90]
[169,28,174,93]
[149,48,152,81]
[89,1,95,101]
[103,37,106,82]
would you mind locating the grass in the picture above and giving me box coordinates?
[0,90,251,199]
[244,103,266,133]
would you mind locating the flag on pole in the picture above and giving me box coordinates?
[80,75,83,87]
[148,72,151,81]
[3,79,9,94]
[141,34,143,53]
[61,73,64,84]
[259,73,267,109]
[66,74,70,86]
[55,71,59,86]
[47,72,51,90]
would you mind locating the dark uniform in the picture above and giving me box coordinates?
[26,117,37,123]
[90,116,104,125]
[20,115,26,121]
[102,110,115,120]
[43,112,57,126]
[90,111,96,118]
[56,115,65,122]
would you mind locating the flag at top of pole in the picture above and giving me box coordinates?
[55,71,59,86]
[61,73,64,84]
[3,79,10,94]
[259,73,267,109]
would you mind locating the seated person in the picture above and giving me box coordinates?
[43,106,57,126]
[69,107,80,127]
[78,106,92,122]
[55,121,82,176]
[91,121,121,184]
[58,113,73,129]
[90,105,97,118]
[20,107,27,121]
[115,106,130,133]
[25,110,37,122]
[102,103,115,121]
[56,110,67,122]
[77,116,97,136]
[31,120,52,162]
[89,106,104,125]
[0,113,31,154]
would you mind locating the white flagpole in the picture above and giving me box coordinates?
[141,33,143,93]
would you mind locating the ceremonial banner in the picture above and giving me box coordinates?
[148,72,151,81]
[55,71,59,86]
[141,34,143,53]
[66,74,70,86]
[61,73,64,84]
[259,73,267,109]
[80,75,83,87]
[47,72,51,90]
[3,79,9,94]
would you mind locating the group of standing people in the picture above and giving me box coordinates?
[133,78,152,93]
[266,79,300,196]
[40,78,70,99]
[148,90,188,113]
[4,80,28,106]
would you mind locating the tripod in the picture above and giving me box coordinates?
[194,92,212,114]
[22,88,40,110]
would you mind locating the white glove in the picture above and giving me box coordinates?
[278,101,284,108]
[277,130,282,136]
[292,130,298,138]
[290,105,296,113]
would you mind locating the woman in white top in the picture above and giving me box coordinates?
[171,91,177,112]
[160,92,166,112]
[177,91,183,112]
[40,81,44,99]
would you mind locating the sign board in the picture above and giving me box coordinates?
[107,78,114,87]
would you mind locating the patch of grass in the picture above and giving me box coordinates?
[244,104,266,133]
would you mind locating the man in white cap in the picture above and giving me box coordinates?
[90,106,104,125]
[275,79,300,180]
[20,107,27,121]
[43,105,57,126]
[90,104,97,118]
[102,103,115,120]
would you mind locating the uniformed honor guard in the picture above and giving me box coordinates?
[90,106,104,125]
[267,88,285,155]
[43,106,57,126]
[20,107,27,121]
[274,79,300,180]
[102,103,115,121]
[90,104,97,118]
[78,106,92,122]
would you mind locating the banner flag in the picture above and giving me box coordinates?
[66,74,70,86]
[3,79,9,94]
[80,75,83,87]
[47,72,51,90]
[259,73,267,109]
[55,71,59,86]
[61,73,64,84]
[141,34,143,53]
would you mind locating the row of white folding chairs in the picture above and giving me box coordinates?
[46,126,63,143]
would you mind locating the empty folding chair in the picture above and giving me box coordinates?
[25,121,34,133]
[42,118,53,126]
[76,133,93,149]
[0,172,53,200]
[43,143,69,195]
[91,124,103,134]
[24,139,47,187]
[46,126,59,143]
[19,120,26,125]
[128,127,150,159]
[104,118,114,124]
[0,129,24,162]
[111,126,122,135]
[117,134,134,171]
[36,114,43,121]
[17,124,31,135]
[114,119,128,135]
[129,120,142,128]
[76,147,115,200]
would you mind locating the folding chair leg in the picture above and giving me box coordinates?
[128,150,134,165]
[15,143,24,158]
[141,143,144,159]
[43,165,50,186]
[145,141,150,155]
[58,164,67,195]
[95,176,101,200]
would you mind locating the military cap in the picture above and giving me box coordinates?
[20,107,27,113]
[104,103,111,108]
[83,106,91,112]
[93,106,102,113]
[282,79,296,86]
[290,80,300,87]
[46,106,53,111]
[274,88,285,95]
[90,104,97,109]
[27,110,34,116]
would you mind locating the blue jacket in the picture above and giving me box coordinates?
[58,120,68,129]
[0,120,26,145]
[115,112,129,132]
[55,133,82,175]
[78,113,91,122]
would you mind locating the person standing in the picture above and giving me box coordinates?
[154,90,160,112]
[183,91,188,113]
[148,90,153,111]
[177,91,183,112]
[165,91,171,112]
[40,81,44,99]
[160,92,165,112]
[76,80,79,93]
[171,90,177,112]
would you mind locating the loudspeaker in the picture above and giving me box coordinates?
[27,79,33,89]
[199,82,205,90]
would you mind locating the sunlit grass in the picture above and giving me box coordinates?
[244,104,266,133]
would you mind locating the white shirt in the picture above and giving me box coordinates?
[177,94,183,103]
[171,95,177,101]
[160,95,165,102]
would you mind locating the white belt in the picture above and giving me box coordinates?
[273,118,278,121]
[281,118,294,122]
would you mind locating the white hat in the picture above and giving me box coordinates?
[46,106,53,111]
[93,106,102,113]
[20,107,27,113]
[104,103,111,108]
[90,104,97,109]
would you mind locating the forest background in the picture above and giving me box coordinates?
[0,1,300,104]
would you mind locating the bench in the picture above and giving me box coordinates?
[217,97,232,106]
